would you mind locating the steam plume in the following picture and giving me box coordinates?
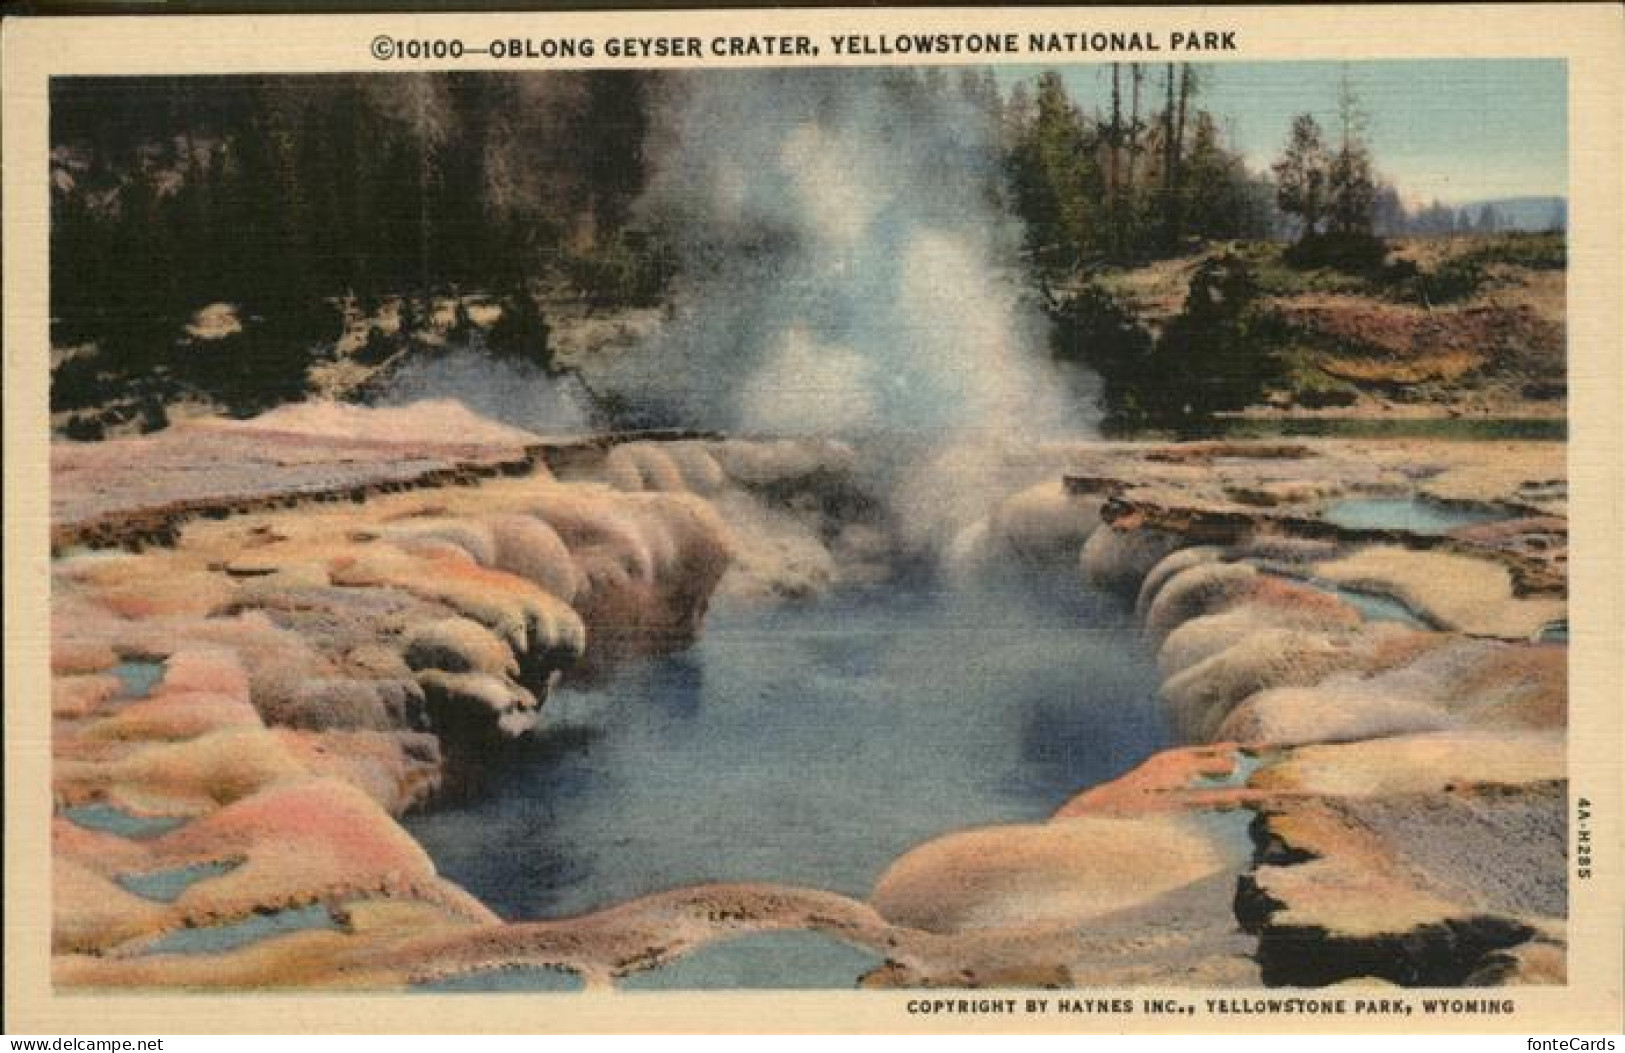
[605,69,1097,446]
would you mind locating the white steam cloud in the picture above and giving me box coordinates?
[375,343,591,434]
[365,71,1103,555]
[740,325,877,434]
[603,69,1098,447]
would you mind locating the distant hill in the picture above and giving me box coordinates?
[1452,196,1567,233]
[1382,194,1565,237]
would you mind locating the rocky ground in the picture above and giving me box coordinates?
[1097,235,1567,421]
[47,406,1567,991]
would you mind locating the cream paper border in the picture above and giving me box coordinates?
[4,3,1621,1035]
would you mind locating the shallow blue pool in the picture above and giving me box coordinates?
[622,930,883,990]
[1325,584,1431,628]
[139,904,338,956]
[111,660,165,700]
[118,861,239,903]
[63,803,188,839]
[415,965,586,993]
[1321,496,1511,535]
[406,581,1167,924]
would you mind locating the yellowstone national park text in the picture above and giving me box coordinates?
[370,29,1240,63]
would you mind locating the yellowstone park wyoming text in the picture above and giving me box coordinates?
[5,6,1623,1036]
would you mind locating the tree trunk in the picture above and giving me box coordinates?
[1109,64,1123,255]
[1162,64,1176,248]
[1171,64,1193,246]
[1126,64,1143,254]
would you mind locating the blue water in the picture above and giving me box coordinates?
[1322,497,1510,535]
[621,930,883,991]
[63,803,188,839]
[406,584,1167,922]
[1194,749,1273,790]
[1327,585,1430,629]
[139,904,337,956]
[1189,807,1258,857]
[112,660,165,700]
[415,965,586,993]
[118,861,239,903]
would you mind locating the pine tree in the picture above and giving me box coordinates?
[1273,114,1330,240]
[1325,72,1376,237]
[1008,72,1100,274]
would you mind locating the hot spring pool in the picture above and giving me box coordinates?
[1321,496,1512,535]
[405,580,1167,922]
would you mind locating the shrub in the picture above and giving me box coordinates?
[485,289,556,373]
[352,325,402,367]
[1418,257,1486,304]
[1154,254,1286,425]
[1382,255,1486,306]
[170,310,320,415]
[1466,231,1565,270]
[1050,284,1153,367]
[1053,256,1287,432]
[1382,232,1565,306]
[62,414,106,442]
[51,352,112,413]
[136,398,170,434]
[1048,283,1155,426]
[1282,231,1389,274]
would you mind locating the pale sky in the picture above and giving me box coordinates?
[999,59,1567,206]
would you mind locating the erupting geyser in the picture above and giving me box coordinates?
[617,70,1096,444]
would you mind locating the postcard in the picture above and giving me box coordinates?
[3,3,1621,1036]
